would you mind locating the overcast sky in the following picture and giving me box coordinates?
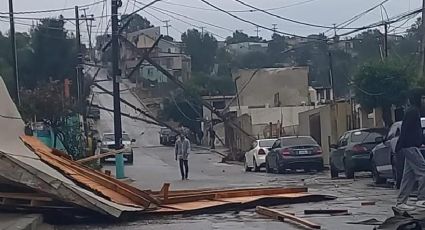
[0,0,421,43]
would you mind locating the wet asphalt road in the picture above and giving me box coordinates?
[62,70,399,229]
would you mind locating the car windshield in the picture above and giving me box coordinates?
[281,137,317,146]
[259,140,275,147]
[351,130,385,143]
[103,133,130,141]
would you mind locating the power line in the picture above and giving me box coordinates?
[198,0,324,40]
[140,5,227,39]
[232,0,358,30]
[124,0,162,19]
[324,0,389,35]
[0,0,104,15]
[159,0,319,13]
[136,0,233,33]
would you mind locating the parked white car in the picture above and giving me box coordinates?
[244,139,276,172]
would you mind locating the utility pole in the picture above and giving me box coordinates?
[163,20,170,36]
[111,0,125,179]
[272,24,277,34]
[384,22,388,58]
[75,6,84,112]
[255,26,260,38]
[82,8,94,62]
[421,0,425,83]
[8,0,20,105]
[200,26,205,36]
[328,51,336,101]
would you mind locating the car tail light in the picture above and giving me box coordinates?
[280,148,294,156]
[258,149,266,155]
[353,145,367,153]
[313,147,322,155]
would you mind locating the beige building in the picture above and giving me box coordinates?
[233,67,310,108]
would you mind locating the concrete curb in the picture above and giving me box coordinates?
[1,214,43,230]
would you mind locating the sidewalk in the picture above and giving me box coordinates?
[0,214,45,230]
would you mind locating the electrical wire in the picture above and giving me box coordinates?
[160,0,318,13]
[0,0,104,15]
[136,0,233,33]
[124,0,162,19]
[141,6,227,39]
[232,0,358,30]
[324,0,389,35]
[198,0,323,40]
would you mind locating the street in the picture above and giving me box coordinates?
[64,70,399,229]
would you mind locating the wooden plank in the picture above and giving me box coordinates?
[304,209,348,215]
[162,194,216,205]
[159,183,170,203]
[256,206,321,229]
[156,187,308,199]
[21,136,159,208]
[0,193,53,202]
[76,148,130,164]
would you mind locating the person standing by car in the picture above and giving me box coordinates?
[395,91,425,211]
[175,135,191,180]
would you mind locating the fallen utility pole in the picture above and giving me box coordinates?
[8,0,20,105]
[91,104,160,126]
[119,36,255,140]
[93,83,180,133]
[111,0,125,179]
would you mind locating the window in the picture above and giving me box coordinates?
[350,129,386,143]
[212,101,226,110]
[387,122,401,139]
[281,137,317,146]
[338,133,349,147]
[272,139,281,149]
[259,140,277,147]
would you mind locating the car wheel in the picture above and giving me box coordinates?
[253,158,260,172]
[265,160,271,173]
[371,162,386,184]
[344,160,355,179]
[276,159,286,174]
[244,157,252,172]
[127,154,134,164]
[330,162,339,178]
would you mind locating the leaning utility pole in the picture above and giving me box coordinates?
[384,22,388,58]
[75,6,84,111]
[8,0,20,105]
[111,0,125,179]
[82,8,94,62]
[421,0,425,83]
[255,26,260,38]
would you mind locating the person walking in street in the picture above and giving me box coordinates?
[175,134,191,180]
[395,91,425,211]
[209,126,216,149]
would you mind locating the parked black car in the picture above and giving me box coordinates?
[371,118,425,186]
[159,128,177,146]
[330,128,387,179]
[265,136,323,174]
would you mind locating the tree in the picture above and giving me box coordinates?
[225,30,263,44]
[121,14,153,33]
[267,33,288,65]
[30,18,77,88]
[353,61,411,126]
[181,29,218,73]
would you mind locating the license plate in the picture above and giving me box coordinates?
[298,150,308,155]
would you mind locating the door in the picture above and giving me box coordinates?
[247,141,258,167]
[268,139,281,169]
[309,113,322,145]
[374,123,399,177]
[332,132,349,171]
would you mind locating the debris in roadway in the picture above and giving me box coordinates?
[361,201,376,206]
[304,209,349,215]
[256,206,321,229]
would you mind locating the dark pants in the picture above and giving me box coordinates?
[179,159,189,179]
[210,137,215,149]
